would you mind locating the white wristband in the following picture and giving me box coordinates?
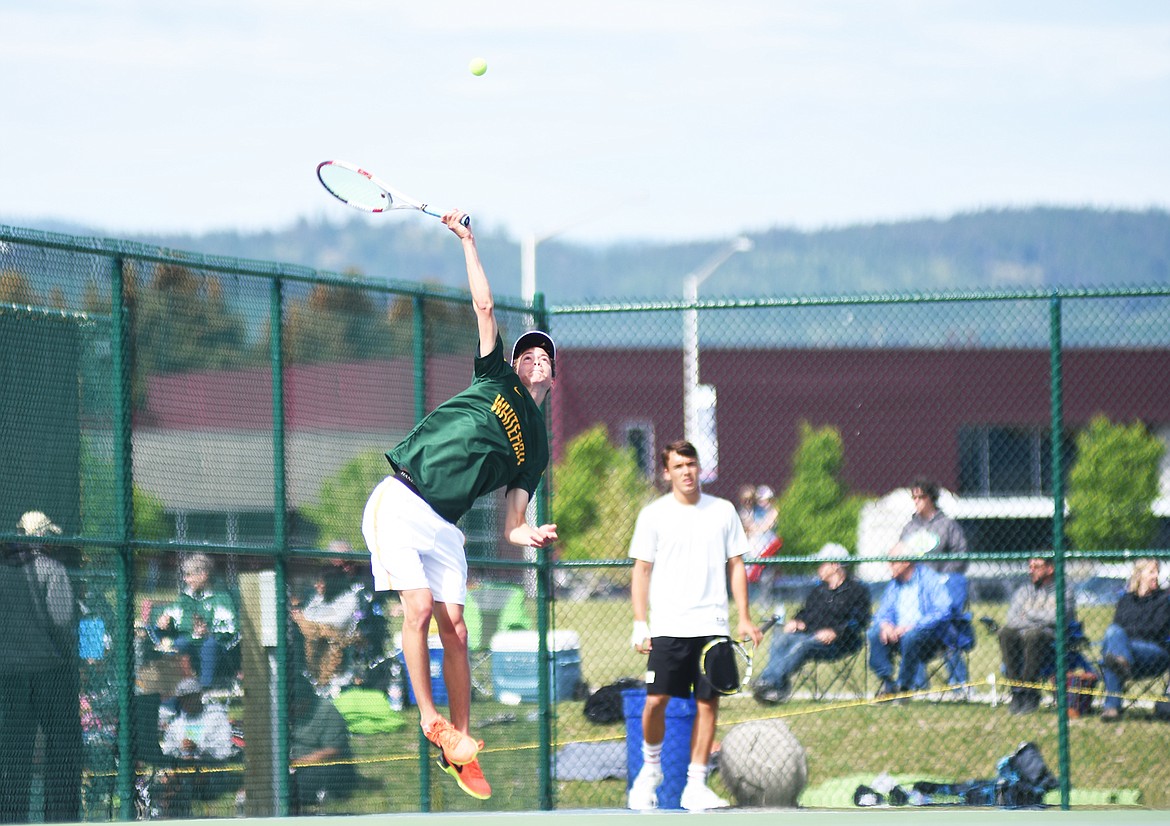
[631,621,651,649]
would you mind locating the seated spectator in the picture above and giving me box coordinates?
[753,543,870,704]
[160,678,234,761]
[895,479,971,687]
[912,570,976,694]
[289,677,355,813]
[996,556,1076,715]
[867,550,951,698]
[157,677,236,816]
[291,565,360,690]
[154,554,239,690]
[1100,558,1170,722]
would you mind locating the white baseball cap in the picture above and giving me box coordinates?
[815,543,851,562]
[17,511,62,537]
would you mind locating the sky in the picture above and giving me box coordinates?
[3,1,1169,245]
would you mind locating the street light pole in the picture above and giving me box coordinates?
[682,236,753,475]
[520,199,642,304]
[521,231,539,305]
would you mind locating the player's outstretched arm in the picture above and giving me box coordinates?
[443,209,498,358]
[503,488,558,548]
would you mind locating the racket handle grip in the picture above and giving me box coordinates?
[423,208,472,227]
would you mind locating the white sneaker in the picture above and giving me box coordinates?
[627,765,663,810]
[681,782,731,812]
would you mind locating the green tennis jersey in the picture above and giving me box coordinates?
[386,334,549,525]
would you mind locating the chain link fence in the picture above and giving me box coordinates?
[549,289,1170,811]
[2,224,1169,819]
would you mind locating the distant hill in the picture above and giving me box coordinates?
[13,207,1170,303]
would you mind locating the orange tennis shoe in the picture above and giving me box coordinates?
[422,717,481,766]
[438,755,492,800]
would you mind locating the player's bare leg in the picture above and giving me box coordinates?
[433,600,472,735]
[682,698,729,811]
[400,588,479,767]
[429,598,490,798]
[628,694,669,809]
[689,697,718,766]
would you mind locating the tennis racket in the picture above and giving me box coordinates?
[903,529,941,556]
[316,160,470,226]
[699,615,781,696]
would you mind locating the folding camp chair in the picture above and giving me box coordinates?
[1097,632,1170,713]
[981,617,1098,711]
[765,614,870,702]
[790,641,869,701]
[922,573,975,697]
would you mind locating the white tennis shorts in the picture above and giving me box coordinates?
[361,475,468,604]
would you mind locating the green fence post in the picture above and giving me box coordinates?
[535,520,553,809]
[111,256,136,821]
[1049,295,1070,810]
[533,292,554,810]
[270,276,290,814]
[411,293,432,811]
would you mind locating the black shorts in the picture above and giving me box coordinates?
[646,635,723,700]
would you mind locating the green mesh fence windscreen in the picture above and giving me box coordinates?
[2,223,1169,819]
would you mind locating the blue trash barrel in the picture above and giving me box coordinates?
[622,689,696,810]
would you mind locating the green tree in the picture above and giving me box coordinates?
[774,421,867,558]
[79,439,171,540]
[1067,415,1165,551]
[282,280,403,364]
[411,292,479,356]
[552,424,657,563]
[92,261,258,410]
[133,263,252,374]
[132,486,171,541]
[302,449,390,550]
[0,271,39,304]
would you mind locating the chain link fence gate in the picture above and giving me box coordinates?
[2,223,1169,819]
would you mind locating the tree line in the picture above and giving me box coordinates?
[128,207,1170,302]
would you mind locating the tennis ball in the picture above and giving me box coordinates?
[469,57,488,76]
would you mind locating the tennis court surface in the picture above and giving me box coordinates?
[161,809,1169,826]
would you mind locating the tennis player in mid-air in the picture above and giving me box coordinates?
[361,209,557,801]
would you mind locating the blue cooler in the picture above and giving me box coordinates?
[623,689,696,810]
[396,634,447,706]
[490,630,582,703]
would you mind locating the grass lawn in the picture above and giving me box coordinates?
[109,597,1167,816]
[549,597,1169,810]
[313,597,1167,812]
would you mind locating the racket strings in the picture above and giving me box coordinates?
[318,164,396,212]
[702,637,750,695]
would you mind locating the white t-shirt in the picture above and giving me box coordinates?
[628,493,749,638]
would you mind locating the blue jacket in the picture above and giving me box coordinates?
[873,564,951,631]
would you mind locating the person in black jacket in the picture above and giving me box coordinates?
[753,544,871,704]
[0,512,81,823]
[1100,558,1170,721]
